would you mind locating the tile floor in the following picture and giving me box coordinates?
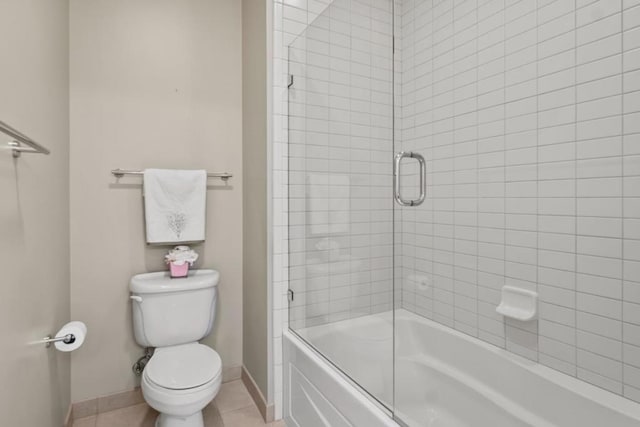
[72,380,285,427]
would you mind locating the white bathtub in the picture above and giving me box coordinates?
[284,309,640,427]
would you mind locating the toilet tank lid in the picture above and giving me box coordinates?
[129,269,219,294]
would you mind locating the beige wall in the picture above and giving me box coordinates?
[70,0,243,401]
[0,1,71,425]
[242,0,270,400]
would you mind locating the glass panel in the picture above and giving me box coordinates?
[287,0,396,410]
[394,1,639,426]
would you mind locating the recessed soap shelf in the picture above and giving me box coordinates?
[496,286,537,321]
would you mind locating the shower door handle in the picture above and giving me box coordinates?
[393,151,426,207]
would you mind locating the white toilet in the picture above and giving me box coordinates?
[130,269,222,427]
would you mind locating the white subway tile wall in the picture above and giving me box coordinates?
[272,0,640,418]
[399,0,640,403]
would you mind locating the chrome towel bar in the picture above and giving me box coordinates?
[1,120,51,157]
[111,168,233,181]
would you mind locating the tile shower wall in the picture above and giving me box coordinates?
[287,0,394,330]
[398,0,640,403]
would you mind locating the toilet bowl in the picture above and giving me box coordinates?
[141,344,222,427]
[129,270,222,427]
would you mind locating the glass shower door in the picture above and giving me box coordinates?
[393,1,640,425]
[287,0,396,412]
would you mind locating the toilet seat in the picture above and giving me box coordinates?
[145,343,222,391]
[141,343,223,424]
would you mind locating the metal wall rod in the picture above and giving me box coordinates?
[1,120,51,157]
[39,334,76,348]
[111,168,233,181]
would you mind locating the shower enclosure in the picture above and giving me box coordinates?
[284,0,640,426]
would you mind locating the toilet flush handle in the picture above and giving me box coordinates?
[130,295,143,303]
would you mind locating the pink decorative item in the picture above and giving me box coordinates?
[165,246,198,279]
[169,262,189,278]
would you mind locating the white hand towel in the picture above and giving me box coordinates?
[143,169,207,244]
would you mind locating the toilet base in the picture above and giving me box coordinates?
[155,411,204,427]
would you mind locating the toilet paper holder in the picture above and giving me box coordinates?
[40,334,76,348]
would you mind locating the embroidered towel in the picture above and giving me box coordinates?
[143,169,207,244]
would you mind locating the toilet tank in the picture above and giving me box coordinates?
[129,269,219,348]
